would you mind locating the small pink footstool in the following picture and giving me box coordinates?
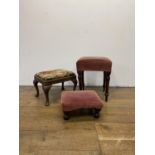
[61,90,103,120]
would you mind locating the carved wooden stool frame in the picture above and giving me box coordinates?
[33,75,77,106]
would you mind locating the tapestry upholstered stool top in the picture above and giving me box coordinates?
[61,90,103,120]
[33,69,77,106]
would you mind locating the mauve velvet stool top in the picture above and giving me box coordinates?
[61,90,103,112]
[76,56,112,72]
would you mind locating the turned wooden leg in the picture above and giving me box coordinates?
[93,108,101,118]
[103,72,106,92]
[63,111,70,120]
[78,71,83,90]
[42,85,51,106]
[105,72,111,102]
[33,78,39,97]
[61,81,65,90]
[81,71,84,90]
[71,78,77,90]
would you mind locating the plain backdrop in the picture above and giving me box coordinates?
[2,0,155,155]
[19,0,135,86]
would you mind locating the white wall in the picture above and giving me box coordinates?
[20,0,135,86]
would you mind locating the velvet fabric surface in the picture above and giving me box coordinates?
[61,90,103,112]
[76,56,112,72]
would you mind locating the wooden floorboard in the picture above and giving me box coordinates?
[99,140,135,155]
[20,86,135,155]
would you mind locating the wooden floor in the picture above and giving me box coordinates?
[20,86,135,155]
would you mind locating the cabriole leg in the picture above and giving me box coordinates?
[71,78,77,90]
[33,78,39,97]
[42,85,51,106]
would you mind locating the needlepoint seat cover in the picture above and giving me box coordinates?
[33,69,77,105]
[35,69,76,82]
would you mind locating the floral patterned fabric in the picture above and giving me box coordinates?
[36,69,75,81]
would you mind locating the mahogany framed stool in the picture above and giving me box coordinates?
[76,57,112,102]
[33,69,77,106]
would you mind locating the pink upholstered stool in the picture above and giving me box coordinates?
[76,56,112,101]
[61,90,103,120]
